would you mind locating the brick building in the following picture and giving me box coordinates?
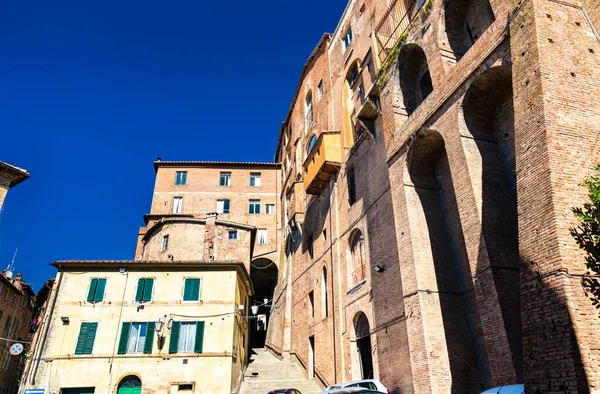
[0,272,35,394]
[265,0,600,393]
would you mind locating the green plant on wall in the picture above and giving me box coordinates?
[570,163,600,313]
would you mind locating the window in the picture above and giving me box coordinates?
[86,278,107,302]
[169,321,205,353]
[347,61,360,86]
[220,172,231,186]
[135,278,154,302]
[307,234,314,259]
[258,229,268,245]
[305,91,314,130]
[307,136,318,154]
[265,204,275,214]
[250,172,262,187]
[308,291,315,318]
[3,316,10,333]
[342,27,353,50]
[216,199,230,214]
[348,169,356,205]
[178,385,193,392]
[317,80,324,99]
[175,171,187,186]
[322,267,329,317]
[351,231,366,284]
[183,278,201,301]
[75,322,98,355]
[117,322,155,354]
[161,235,169,252]
[228,230,238,240]
[249,199,261,214]
[172,197,183,214]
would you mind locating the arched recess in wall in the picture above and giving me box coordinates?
[342,59,361,147]
[322,266,329,318]
[353,312,374,379]
[441,0,495,63]
[118,375,141,394]
[349,229,366,286]
[250,258,279,348]
[398,44,433,116]
[305,90,314,131]
[406,129,490,391]
[461,65,522,379]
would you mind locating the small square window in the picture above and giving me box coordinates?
[228,230,238,240]
[172,197,183,214]
[161,235,169,252]
[266,204,275,214]
[249,199,261,214]
[250,172,262,187]
[178,384,193,392]
[220,172,231,186]
[217,199,230,214]
[258,229,268,244]
[175,171,187,186]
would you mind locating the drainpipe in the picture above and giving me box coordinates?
[328,178,338,382]
[30,266,64,386]
[107,269,129,394]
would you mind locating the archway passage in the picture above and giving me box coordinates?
[444,0,495,61]
[463,66,522,381]
[398,44,433,115]
[354,312,374,379]
[117,376,141,394]
[250,258,278,348]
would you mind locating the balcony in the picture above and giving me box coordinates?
[375,0,426,64]
[351,52,381,137]
[303,131,342,195]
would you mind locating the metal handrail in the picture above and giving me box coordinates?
[374,0,426,63]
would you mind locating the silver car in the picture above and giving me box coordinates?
[320,379,389,394]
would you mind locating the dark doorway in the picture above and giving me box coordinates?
[355,312,374,379]
[309,336,315,379]
[249,258,278,348]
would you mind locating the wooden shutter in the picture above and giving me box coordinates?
[183,279,200,301]
[142,279,153,302]
[194,321,205,353]
[135,279,145,302]
[144,322,155,354]
[75,322,98,355]
[87,279,98,302]
[117,322,131,354]
[94,278,106,302]
[169,321,180,353]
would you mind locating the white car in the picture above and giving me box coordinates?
[320,379,390,394]
[481,384,525,394]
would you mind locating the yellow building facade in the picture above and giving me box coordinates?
[22,261,253,394]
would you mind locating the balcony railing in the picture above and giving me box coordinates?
[375,0,426,64]
[303,131,342,195]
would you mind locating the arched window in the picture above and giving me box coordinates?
[322,266,329,317]
[118,375,141,394]
[305,91,314,130]
[307,135,318,154]
[398,44,433,115]
[350,231,366,284]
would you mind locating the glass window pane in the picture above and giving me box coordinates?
[178,322,197,352]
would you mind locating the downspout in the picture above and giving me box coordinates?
[30,266,64,386]
[328,178,338,382]
[107,269,129,394]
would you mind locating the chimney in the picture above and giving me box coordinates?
[203,213,218,261]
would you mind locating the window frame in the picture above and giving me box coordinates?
[182,278,201,302]
[216,199,230,214]
[228,230,238,240]
[161,234,169,252]
[265,204,275,215]
[342,27,353,50]
[127,322,149,353]
[250,172,262,187]
[219,172,232,186]
[258,229,268,245]
[175,171,187,186]
[248,199,261,214]
[317,80,324,100]
[172,196,183,214]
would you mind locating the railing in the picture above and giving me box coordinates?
[374,0,425,64]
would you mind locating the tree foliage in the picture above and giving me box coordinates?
[571,164,600,311]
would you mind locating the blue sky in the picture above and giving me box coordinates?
[0,0,347,292]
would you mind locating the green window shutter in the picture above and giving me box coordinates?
[144,322,155,354]
[183,278,200,301]
[135,279,145,302]
[87,279,98,302]
[117,322,131,354]
[75,323,89,354]
[169,321,180,353]
[94,279,106,302]
[194,321,205,353]
[82,322,98,355]
[142,279,154,302]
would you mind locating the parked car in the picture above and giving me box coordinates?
[267,390,302,394]
[481,384,525,394]
[323,390,381,394]
[320,379,390,394]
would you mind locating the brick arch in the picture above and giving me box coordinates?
[406,129,489,392]
[439,0,495,64]
[398,44,433,115]
[460,65,523,381]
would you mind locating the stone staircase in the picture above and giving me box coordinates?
[239,348,323,394]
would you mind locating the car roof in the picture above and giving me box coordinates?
[327,390,381,394]
[480,384,525,394]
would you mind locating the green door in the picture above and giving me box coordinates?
[61,388,95,394]
[117,376,141,394]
